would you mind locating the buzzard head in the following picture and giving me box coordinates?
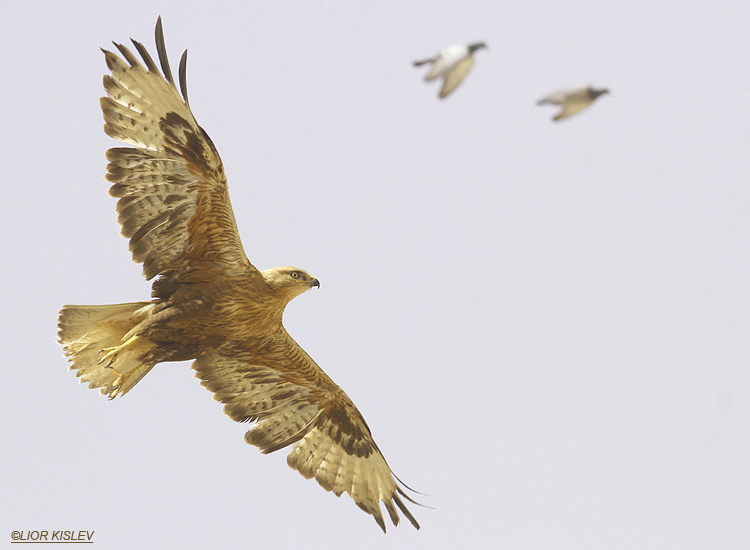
[262,266,320,303]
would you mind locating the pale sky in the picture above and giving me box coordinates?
[2,1,749,548]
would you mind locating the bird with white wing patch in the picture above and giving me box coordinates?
[413,42,487,98]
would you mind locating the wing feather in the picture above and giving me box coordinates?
[553,100,592,121]
[178,51,190,107]
[130,39,159,74]
[193,338,420,532]
[100,19,252,282]
[154,17,176,88]
[439,56,474,98]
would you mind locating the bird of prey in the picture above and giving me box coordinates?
[537,85,609,121]
[413,42,487,99]
[56,18,419,533]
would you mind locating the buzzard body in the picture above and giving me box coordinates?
[57,18,418,532]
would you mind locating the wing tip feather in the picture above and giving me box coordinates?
[393,493,420,530]
[178,49,190,106]
[155,16,176,87]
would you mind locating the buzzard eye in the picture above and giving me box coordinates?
[291,272,300,279]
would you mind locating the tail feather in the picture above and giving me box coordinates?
[57,302,157,398]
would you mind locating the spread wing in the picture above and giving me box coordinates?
[100,17,254,283]
[192,333,420,532]
[553,98,594,121]
[439,56,474,98]
[537,91,567,106]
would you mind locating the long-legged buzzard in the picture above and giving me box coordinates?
[57,18,419,532]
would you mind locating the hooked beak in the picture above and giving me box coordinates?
[310,278,320,289]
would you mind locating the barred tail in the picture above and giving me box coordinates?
[57,302,157,399]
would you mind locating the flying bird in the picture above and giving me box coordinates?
[56,18,419,533]
[413,42,487,98]
[537,85,609,121]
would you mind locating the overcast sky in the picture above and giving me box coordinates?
[2,1,749,548]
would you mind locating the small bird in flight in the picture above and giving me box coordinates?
[537,85,609,121]
[413,42,487,99]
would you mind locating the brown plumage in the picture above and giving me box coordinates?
[57,17,419,532]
